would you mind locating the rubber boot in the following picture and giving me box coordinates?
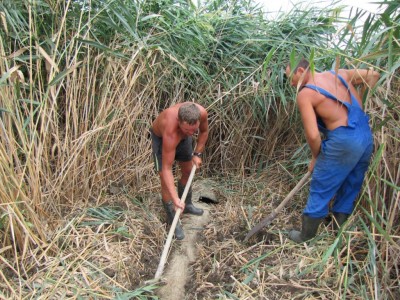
[323,214,332,226]
[288,214,323,243]
[332,212,350,231]
[163,201,184,240]
[178,181,204,216]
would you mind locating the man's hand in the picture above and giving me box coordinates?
[308,157,317,172]
[173,197,185,211]
[192,155,202,168]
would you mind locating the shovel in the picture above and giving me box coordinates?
[244,171,311,242]
[154,164,197,280]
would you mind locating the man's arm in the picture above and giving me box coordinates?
[194,109,209,153]
[160,133,184,210]
[297,92,321,171]
[339,68,380,99]
[192,108,209,168]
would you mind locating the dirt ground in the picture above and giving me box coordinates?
[156,180,215,299]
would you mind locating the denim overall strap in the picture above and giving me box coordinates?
[303,84,350,109]
[328,70,361,110]
[303,83,351,133]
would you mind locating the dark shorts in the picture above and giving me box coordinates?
[150,128,193,172]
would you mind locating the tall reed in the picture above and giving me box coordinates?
[0,0,398,298]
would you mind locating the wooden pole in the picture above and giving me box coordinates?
[154,165,197,280]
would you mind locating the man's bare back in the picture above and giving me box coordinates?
[298,71,364,131]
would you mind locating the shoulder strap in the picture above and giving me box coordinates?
[329,70,361,108]
[329,70,350,89]
[303,84,349,107]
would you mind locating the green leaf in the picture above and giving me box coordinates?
[140,14,162,22]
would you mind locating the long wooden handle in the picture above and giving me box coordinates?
[154,165,197,280]
[244,171,311,242]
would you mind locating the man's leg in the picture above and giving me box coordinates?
[178,161,203,215]
[289,138,358,243]
[160,175,185,240]
[151,130,184,240]
[332,143,373,229]
[175,135,203,215]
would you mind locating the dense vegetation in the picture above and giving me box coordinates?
[0,0,398,298]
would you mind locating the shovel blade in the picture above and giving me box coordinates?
[244,212,276,242]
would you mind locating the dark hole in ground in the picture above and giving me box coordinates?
[198,196,217,204]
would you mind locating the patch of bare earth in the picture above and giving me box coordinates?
[156,180,215,299]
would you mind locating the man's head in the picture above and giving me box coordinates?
[178,103,201,136]
[285,58,310,87]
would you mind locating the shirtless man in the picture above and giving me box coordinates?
[285,59,379,243]
[151,102,209,240]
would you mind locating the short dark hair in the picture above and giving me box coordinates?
[294,58,310,73]
[178,103,201,125]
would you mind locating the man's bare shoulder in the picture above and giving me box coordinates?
[298,86,319,101]
[297,85,327,109]
[153,107,179,136]
[336,69,352,81]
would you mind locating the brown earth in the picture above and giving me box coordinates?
[156,180,216,299]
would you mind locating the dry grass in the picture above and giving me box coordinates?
[185,167,400,300]
[1,189,166,299]
[2,163,399,299]
[0,1,399,299]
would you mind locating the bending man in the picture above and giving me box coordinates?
[285,59,379,243]
[151,102,209,240]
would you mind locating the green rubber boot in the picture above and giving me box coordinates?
[178,181,204,216]
[332,212,350,230]
[288,214,323,243]
[163,201,184,240]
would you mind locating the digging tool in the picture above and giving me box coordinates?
[154,164,197,280]
[244,171,311,242]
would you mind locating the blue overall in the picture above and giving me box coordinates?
[303,71,373,218]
